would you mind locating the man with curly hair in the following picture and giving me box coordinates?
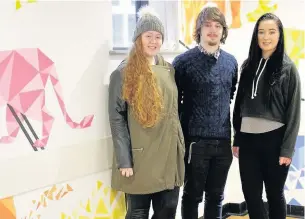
[173,5,238,219]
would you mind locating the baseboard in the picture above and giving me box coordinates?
[221,201,305,218]
[221,202,248,218]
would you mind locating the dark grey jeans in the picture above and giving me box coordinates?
[181,138,233,219]
[125,187,179,219]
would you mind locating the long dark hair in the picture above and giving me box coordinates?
[239,13,285,91]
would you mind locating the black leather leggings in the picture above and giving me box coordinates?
[125,187,179,219]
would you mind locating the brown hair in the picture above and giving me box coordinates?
[122,37,163,128]
[193,6,228,44]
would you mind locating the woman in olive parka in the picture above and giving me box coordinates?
[108,6,185,219]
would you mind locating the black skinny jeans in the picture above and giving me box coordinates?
[181,138,233,219]
[125,187,179,219]
[239,126,290,219]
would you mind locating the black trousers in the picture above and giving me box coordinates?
[239,127,290,219]
[125,187,179,219]
[181,138,233,219]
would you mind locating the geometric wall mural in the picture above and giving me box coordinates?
[0,48,94,150]
[1,0,303,218]
[284,29,304,68]
[246,0,278,22]
[61,181,126,219]
[16,0,37,10]
[180,0,279,46]
[22,184,74,219]
[285,136,305,206]
[0,197,16,219]
[181,0,207,46]
[180,0,243,45]
[0,181,126,219]
[180,1,305,69]
[2,1,124,219]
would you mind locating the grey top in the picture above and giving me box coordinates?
[241,117,284,133]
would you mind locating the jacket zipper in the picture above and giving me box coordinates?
[132,148,144,151]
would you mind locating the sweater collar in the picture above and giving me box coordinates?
[198,44,220,60]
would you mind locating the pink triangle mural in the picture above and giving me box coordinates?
[0,48,94,150]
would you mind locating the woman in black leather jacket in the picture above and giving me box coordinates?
[232,13,301,219]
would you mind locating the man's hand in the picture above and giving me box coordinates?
[232,146,239,158]
[279,157,291,166]
[120,168,134,177]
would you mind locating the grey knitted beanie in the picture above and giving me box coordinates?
[132,5,165,43]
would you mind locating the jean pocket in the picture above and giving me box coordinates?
[191,140,209,153]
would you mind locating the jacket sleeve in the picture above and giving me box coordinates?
[232,74,243,147]
[280,63,301,158]
[108,69,133,168]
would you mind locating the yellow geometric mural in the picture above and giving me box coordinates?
[181,0,207,46]
[61,181,126,219]
[247,0,278,22]
[0,197,16,219]
[16,0,37,10]
[0,181,126,219]
[285,28,305,68]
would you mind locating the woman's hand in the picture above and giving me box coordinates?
[279,157,291,166]
[232,146,239,158]
[120,168,134,177]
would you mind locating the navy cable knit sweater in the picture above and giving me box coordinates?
[172,46,238,140]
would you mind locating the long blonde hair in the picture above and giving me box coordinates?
[122,37,163,128]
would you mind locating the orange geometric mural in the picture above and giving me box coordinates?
[0,197,16,219]
[213,0,241,29]
[21,184,74,219]
[181,0,242,45]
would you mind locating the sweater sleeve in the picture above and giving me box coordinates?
[280,63,301,158]
[172,55,185,119]
[231,59,238,103]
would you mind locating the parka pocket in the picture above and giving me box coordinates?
[131,148,144,166]
[177,125,185,152]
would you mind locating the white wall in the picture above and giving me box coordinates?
[0,2,122,218]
